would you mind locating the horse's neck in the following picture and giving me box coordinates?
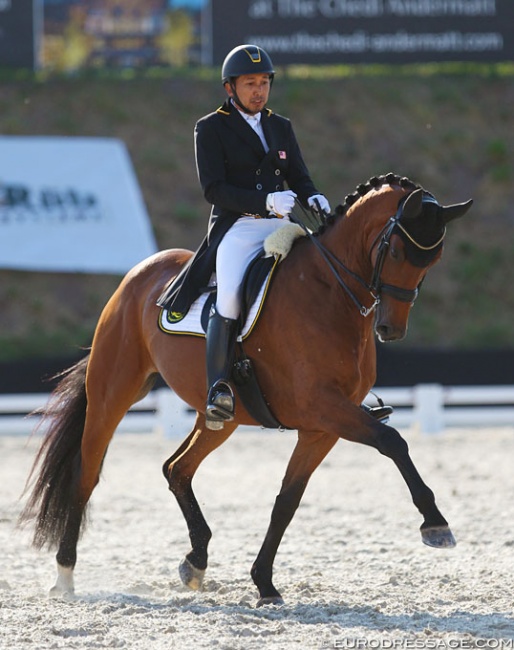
[317,210,371,283]
[281,219,373,333]
[304,188,399,327]
[321,186,401,276]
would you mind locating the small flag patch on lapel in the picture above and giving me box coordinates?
[279,151,287,159]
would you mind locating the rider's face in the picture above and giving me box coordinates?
[226,73,271,114]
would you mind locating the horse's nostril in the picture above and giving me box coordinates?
[376,324,391,340]
[376,323,405,342]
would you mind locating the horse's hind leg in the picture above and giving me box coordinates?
[51,345,155,596]
[162,413,237,590]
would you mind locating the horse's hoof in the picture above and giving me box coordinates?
[421,525,457,548]
[49,584,74,599]
[49,565,75,598]
[256,595,285,607]
[178,557,205,590]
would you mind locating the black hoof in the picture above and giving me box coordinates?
[178,557,205,590]
[421,525,456,549]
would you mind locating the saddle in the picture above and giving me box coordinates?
[158,223,305,430]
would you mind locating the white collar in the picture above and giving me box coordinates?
[232,100,261,123]
[232,100,268,152]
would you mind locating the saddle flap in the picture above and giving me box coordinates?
[239,253,276,328]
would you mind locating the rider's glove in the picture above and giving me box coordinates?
[266,190,297,218]
[308,194,331,215]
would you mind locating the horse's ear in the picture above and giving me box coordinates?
[441,199,473,224]
[401,188,424,220]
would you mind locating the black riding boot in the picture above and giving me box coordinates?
[205,309,238,430]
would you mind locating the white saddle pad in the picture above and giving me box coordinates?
[158,267,274,341]
[158,223,305,340]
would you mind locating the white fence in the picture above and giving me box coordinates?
[1,384,513,436]
[371,384,514,433]
[0,388,193,437]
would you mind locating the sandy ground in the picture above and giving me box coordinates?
[1,423,513,650]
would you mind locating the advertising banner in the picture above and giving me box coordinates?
[0,137,157,274]
[0,0,41,69]
[41,0,201,71]
[208,0,514,66]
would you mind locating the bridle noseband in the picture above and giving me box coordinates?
[293,195,445,318]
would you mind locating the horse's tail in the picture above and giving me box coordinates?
[19,355,90,550]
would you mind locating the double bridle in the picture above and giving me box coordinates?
[293,195,445,318]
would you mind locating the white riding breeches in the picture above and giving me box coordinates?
[215,216,290,320]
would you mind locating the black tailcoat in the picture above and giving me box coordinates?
[157,99,320,314]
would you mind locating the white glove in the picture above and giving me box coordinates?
[308,194,331,215]
[266,190,297,217]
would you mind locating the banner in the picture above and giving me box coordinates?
[0,0,41,69]
[209,0,514,66]
[0,137,157,274]
[41,0,201,71]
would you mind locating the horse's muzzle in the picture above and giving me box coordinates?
[375,321,407,342]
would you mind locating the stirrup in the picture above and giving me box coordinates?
[206,381,235,430]
[362,391,393,424]
[361,393,394,423]
[362,404,393,424]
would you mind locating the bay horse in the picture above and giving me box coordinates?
[20,174,472,606]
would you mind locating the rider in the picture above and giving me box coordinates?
[158,43,392,429]
[198,44,330,429]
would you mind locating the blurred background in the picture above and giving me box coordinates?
[1,0,513,392]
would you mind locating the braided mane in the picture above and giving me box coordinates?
[314,173,421,235]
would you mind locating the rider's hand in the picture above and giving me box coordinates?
[266,190,297,217]
[308,194,331,215]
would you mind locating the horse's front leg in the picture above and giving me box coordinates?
[162,414,237,590]
[339,407,456,548]
[251,430,338,606]
[373,421,456,547]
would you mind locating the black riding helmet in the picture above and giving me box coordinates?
[221,44,275,114]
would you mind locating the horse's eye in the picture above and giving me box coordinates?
[390,247,399,260]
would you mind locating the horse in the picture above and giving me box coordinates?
[20,173,472,606]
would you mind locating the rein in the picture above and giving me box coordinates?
[291,195,441,318]
[301,223,379,317]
